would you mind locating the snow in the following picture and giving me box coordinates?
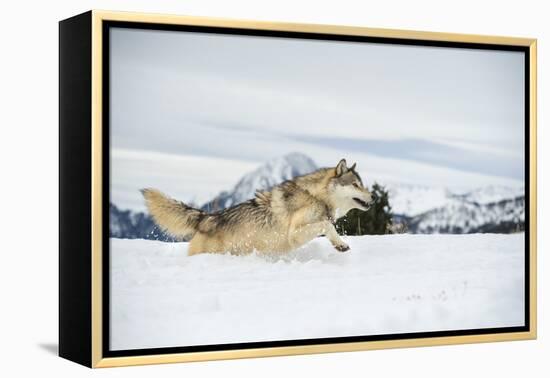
[110,233,525,351]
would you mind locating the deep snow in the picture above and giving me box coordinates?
[109,233,525,351]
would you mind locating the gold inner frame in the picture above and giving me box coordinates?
[90,9,537,368]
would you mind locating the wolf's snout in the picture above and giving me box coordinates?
[353,197,371,209]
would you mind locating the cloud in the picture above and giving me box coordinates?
[109,27,525,188]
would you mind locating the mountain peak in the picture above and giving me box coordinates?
[251,152,317,182]
[202,153,317,212]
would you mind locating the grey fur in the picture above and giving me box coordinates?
[141,159,373,255]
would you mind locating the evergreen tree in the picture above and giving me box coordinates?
[335,183,392,235]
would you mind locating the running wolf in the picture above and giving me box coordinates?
[142,159,373,255]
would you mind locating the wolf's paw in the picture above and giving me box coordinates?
[334,243,350,252]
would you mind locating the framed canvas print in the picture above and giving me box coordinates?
[59,10,537,368]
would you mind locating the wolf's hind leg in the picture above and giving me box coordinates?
[188,233,226,255]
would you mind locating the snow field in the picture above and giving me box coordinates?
[110,233,524,350]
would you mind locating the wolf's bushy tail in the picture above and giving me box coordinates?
[141,188,205,239]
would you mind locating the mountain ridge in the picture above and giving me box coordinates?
[109,152,525,239]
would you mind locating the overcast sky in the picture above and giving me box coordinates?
[110,27,525,184]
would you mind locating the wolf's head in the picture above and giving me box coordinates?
[327,159,374,218]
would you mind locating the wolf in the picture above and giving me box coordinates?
[141,159,373,256]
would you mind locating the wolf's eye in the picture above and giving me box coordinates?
[353,183,360,189]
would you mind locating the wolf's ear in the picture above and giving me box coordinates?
[335,159,348,176]
[350,162,357,171]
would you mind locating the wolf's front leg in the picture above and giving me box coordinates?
[288,220,349,252]
[322,221,350,252]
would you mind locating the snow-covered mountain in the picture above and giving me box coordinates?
[386,183,450,217]
[109,152,525,238]
[201,152,317,212]
[451,185,525,205]
[386,183,525,234]
[386,183,524,217]
[407,196,524,234]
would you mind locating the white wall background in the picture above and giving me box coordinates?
[0,0,546,376]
